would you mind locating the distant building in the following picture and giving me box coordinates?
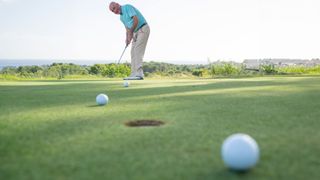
[243,59,260,69]
[243,59,320,69]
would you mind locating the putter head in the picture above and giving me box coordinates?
[123,76,144,80]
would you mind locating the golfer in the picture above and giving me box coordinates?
[109,2,150,80]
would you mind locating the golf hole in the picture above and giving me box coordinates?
[125,120,165,127]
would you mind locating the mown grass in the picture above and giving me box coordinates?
[0,77,320,180]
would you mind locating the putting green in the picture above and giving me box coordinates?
[0,77,319,180]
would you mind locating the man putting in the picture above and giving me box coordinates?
[109,2,150,80]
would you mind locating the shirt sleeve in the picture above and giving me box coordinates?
[126,5,137,18]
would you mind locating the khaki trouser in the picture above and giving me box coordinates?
[131,24,150,77]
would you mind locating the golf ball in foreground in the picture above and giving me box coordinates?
[123,81,130,87]
[221,133,259,171]
[96,94,109,106]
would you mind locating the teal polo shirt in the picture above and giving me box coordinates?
[120,4,147,32]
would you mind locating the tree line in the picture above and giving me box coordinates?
[1,61,320,80]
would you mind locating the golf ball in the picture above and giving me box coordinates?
[123,81,130,87]
[96,94,109,106]
[221,133,259,171]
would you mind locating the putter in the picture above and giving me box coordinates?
[117,44,128,64]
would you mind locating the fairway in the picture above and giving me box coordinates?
[1,77,320,180]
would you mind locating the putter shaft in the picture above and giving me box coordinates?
[117,45,128,64]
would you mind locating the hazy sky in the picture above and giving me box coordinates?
[0,0,319,63]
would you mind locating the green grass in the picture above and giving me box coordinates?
[1,77,320,180]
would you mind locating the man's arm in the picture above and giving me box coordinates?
[126,16,139,46]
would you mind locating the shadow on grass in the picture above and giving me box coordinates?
[1,76,319,113]
[87,105,104,108]
[199,168,256,180]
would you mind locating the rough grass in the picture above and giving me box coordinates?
[0,77,320,180]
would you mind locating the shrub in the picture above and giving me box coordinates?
[261,64,277,74]
[277,65,320,74]
[211,63,240,76]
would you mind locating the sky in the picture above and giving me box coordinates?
[0,0,320,64]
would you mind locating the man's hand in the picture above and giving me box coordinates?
[126,31,133,46]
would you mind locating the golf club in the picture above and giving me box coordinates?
[117,44,128,64]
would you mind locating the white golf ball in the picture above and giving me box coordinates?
[221,133,259,171]
[123,81,130,87]
[96,94,109,106]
